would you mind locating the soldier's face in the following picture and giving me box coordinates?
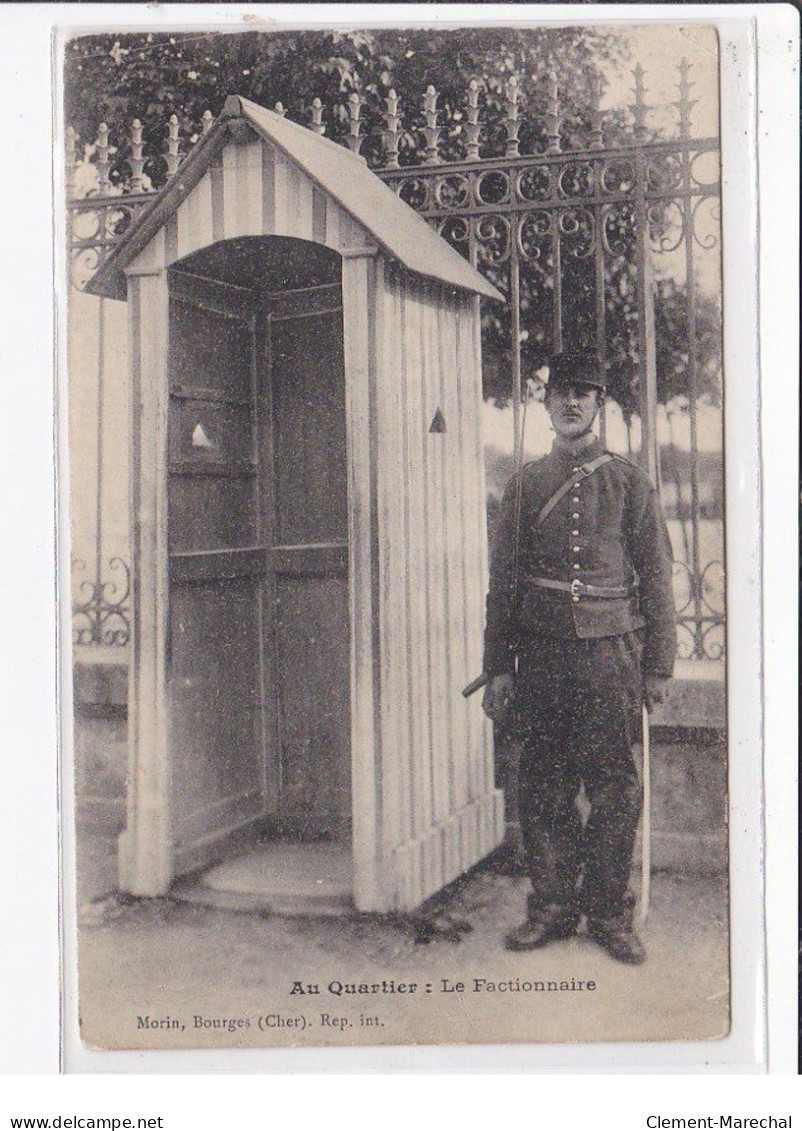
[545,383,602,439]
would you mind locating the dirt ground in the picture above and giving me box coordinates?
[74,849,730,1053]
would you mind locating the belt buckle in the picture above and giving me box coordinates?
[570,578,583,598]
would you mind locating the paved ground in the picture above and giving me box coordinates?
[74,824,730,1054]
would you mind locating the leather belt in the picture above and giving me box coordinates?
[526,576,632,600]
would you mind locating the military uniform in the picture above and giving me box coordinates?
[484,434,676,927]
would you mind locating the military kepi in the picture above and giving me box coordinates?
[547,351,606,391]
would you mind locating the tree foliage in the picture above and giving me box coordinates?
[65,27,629,178]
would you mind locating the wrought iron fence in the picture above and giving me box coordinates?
[66,59,724,660]
[71,555,131,646]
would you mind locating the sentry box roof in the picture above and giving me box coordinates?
[87,94,503,304]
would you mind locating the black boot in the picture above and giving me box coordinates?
[586,911,646,965]
[504,898,578,952]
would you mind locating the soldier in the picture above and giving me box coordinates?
[482,352,676,964]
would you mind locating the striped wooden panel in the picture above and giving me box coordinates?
[378,269,401,859]
[323,197,343,252]
[389,793,503,911]
[439,292,471,814]
[382,278,503,906]
[459,295,484,800]
[468,295,494,795]
[368,271,501,908]
[312,186,327,244]
[131,136,383,280]
[209,155,224,243]
[387,274,414,851]
[175,167,214,262]
[421,291,450,827]
[126,227,166,275]
[400,282,434,842]
[373,263,403,863]
[449,297,470,807]
[223,137,263,239]
[456,296,481,800]
[394,277,416,851]
[441,294,466,814]
[118,271,173,896]
[260,143,276,235]
[284,158,304,239]
[295,169,315,243]
[383,271,416,856]
[164,140,297,264]
[338,206,371,251]
[271,150,292,237]
[450,293,473,809]
[342,252,383,912]
[221,144,239,239]
[468,296,492,793]
[468,297,489,801]
[241,138,264,236]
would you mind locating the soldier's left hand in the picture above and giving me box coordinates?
[644,675,670,711]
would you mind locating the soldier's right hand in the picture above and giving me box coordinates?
[482,673,515,721]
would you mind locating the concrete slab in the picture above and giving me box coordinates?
[173,843,354,916]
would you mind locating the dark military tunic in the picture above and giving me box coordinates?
[483,437,676,919]
[484,437,676,679]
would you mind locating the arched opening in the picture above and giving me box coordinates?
[165,236,351,906]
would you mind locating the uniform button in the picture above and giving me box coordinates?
[573,563,580,571]
[572,529,579,536]
[572,467,580,474]
[572,513,579,519]
[572,596,580,603]
[573,546,580,552]
[571,498,579,505]
[573,482,581,489]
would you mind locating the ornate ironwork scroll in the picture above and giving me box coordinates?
[71,557,131,647]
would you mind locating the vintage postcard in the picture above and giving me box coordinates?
[62,18,738,1054]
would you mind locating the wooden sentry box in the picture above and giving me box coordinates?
[88,95,504,912]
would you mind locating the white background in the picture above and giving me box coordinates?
[0,0,798,1116]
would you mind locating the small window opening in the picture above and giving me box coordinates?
[192,422,216,450]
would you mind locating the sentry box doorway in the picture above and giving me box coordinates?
[88,95,503,914]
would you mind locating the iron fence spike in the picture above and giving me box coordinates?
[165,113,181,176]
[504,75,521,157]
[422,84,441,165]
[545,69,562,154]
[347,93,363,156]
[310,97,325,136]
[94,122,111,193]
[382,89,401,169]
[465,77,481,160]
[631,64,649,143]
[129,117,146,192]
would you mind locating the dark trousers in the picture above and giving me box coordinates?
[514,633,643,920]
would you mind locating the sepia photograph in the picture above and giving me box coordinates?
[61,18,732,1053]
